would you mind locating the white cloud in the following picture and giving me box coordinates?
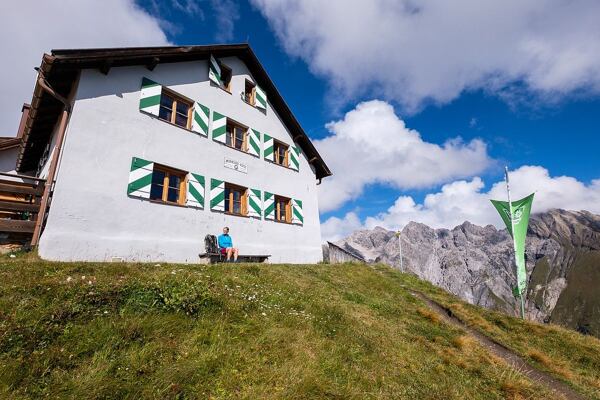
[209,0,240,42]
[487,166,600,215]
[0,0,169,136]
[252,0,600,111]
[321,165,600,240]
[315,100,492,212]
[171,0,204,17]
[364,178,494,230]
[320,212,362,242]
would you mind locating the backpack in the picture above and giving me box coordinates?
[205,234,219,254]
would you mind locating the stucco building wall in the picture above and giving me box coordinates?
[38,57,323,263]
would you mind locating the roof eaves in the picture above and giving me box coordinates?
[18,44,332,178]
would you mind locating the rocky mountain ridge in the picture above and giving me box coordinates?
[336,209,600,336]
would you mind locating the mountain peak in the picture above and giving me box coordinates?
[336,209,600,337]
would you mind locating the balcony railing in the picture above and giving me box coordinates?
[0,172,46,241]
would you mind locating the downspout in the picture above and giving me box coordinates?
[31,74,73,247]
[37,76,71,110]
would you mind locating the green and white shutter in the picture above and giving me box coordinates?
[255,85,267,110]
[208,54,222,86]
[139,77,161,116]
[186,173,205,209]
[292,199,303,225]
[248,188,262,218]
[210,178,225,211]
[127,157,154,199]
[289,145,300,171]
[248,128,261,157]
[264,192,275,220]
[212,111,227,144]
[263,134,274,162]
[191,102,210,137]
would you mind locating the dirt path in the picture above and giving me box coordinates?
[412,291,587,400]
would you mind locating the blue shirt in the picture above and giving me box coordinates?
[218,234,233,249]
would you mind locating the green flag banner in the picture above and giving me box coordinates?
[490,193,535,296]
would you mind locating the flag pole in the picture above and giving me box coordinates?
[505,166,525,319]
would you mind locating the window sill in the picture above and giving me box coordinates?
[158,117,192,132]
[224,211,249,218]
[211,82,232,95]
[141,110,207,137]
[266,159,297,171]
[270,218,293,225]
[148,199,188,208]
[214,140,260,158]
[242,97,256,108]
[241,95,266,113]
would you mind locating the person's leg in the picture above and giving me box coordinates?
[233,248,239,262]
[226,248,232,261]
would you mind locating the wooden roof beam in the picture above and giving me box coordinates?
[99,59,113,75]
[146,57,160,71]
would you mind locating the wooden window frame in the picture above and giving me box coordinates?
[244,79,256,106]
[273,140,289,167]
[150,164,187,206]
[158,88,194,130]
[274,195,292,223]
[226,118,249,152]
[224,182,248,217]
[219,63,233,93]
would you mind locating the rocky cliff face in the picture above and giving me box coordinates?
[336,209,600,336]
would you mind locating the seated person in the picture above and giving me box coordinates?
[218,226,239,262]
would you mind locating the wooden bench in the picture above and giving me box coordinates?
[199,235,269,264]
[198,252,270,264]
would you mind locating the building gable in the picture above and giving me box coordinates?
[17,45,331,180]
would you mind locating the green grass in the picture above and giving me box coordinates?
[0,254,597,399]
[392,267,600,399]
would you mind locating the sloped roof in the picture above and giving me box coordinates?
[17,44,331,179]
[1,104,29,152]
[326,241,366,262]
[0,137,21,151]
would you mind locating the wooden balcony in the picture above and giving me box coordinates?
[0,172,46,242]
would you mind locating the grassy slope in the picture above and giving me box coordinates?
[0,255,598,399]
[398,270,600,399]
[551,250,600,336]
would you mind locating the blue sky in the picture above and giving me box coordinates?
[136,0,600,235]
[4,0,600,239]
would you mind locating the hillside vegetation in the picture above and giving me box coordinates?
[1,254,599,399]
[337,209,600,337]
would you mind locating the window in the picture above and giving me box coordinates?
[225,119,248,151]
[149,165,187,205]
[244,80,256,105]
[224,183,247,216]
[220,63,232,92]
[273,140,289,167]
[275,195,291,223]
[158,89,193,129]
